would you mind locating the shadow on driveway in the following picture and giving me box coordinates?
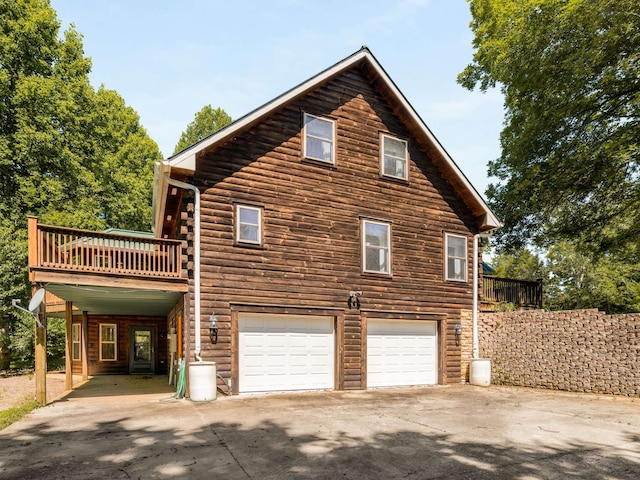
[1,384,639,479]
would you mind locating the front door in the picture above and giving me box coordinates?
[130,327,154,373]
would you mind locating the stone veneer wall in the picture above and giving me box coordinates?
[459,309,473,383]
[478,309,640,396]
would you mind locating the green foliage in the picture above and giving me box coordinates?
[460,0,640,253]
[0,399,40,431]
[491,247,546,281]
[545,241,640,313]
[0,0,161,365]
[173,105,232,154]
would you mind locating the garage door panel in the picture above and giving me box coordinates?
[239,314,335,393]
[367,319,437,388]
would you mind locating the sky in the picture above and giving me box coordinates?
[50,0,504,196]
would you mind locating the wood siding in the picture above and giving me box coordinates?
[72,314,168,375]
[184,67,479,389]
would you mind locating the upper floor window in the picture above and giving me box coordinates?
[362,219,391,275]
[445,233,467,282]
[381,134,408,180]
[303,113,335,164]
[99,323,117,361]
[236,204,263,245]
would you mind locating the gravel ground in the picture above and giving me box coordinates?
[0,372,70,410]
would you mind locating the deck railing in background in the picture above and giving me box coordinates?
[482,276,543,309]
[31,221,182,278]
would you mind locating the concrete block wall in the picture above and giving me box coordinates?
[479,309,640,396]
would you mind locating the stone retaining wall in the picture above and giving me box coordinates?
[479,309,640,396]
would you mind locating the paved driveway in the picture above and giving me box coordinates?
[1,377,639,479]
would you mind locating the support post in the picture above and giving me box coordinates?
[81,311,89,380]
[35,297,47,405]
[65,301,73,390]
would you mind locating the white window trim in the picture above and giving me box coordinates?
[445,233,468,282]
[235,204,263,245]
[72,323,81,361]
[380,133,408,181]
[99,323,117,362]
[362,219,392,275]
[303,113,336,164]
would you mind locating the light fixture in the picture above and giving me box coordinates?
[455,323,462,346]
[209,313,218,344]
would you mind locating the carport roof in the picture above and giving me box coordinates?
[44,283,182,317]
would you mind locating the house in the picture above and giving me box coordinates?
[28,48,500,396]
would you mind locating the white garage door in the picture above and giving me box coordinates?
[239,313,335,393]
[367,319,437,388]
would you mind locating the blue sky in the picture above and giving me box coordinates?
[51,0,504,196]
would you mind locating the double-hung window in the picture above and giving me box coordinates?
[99,323,117,361]
[72,323,81,361]
[362,219,391,275]
[303,113,335,164]
[445,234,467,282]
[381,134,408,180]
[236,204,262,245]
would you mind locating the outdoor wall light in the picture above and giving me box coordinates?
[209,313,219,344]
[455,323,462,346]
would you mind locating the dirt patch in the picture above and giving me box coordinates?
[0,372,70,410]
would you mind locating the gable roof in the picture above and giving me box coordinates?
[154,47,501,234]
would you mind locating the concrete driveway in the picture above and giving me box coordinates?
[1,376,639,479]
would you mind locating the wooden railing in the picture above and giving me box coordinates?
[482,276,543,308]
[30,220,183,278]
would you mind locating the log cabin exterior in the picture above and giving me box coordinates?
[29,48,499,395]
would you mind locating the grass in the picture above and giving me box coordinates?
[0,399,41,431]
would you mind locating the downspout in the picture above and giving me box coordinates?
[163,173,203,362]
[472,233,480,359]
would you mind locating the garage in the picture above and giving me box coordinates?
[238,313,335,393]
[367,319,437,388]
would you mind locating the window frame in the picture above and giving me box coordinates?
[235,204,263,246]
[99,323,117,362]
[303,113,336,165]
[445,233,468,282]
[72,323,81,361]
[380,133,409,181]
[362,219,392,276]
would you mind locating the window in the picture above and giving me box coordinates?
[362,219,391,274]
[72,323,81,361]
[236,204,262,245]
[381,134,408,180]
[445,234,467,281]
[303,113,335,164]
[99,324,117,361]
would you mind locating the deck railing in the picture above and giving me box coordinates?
[482,276,543,309]
[30,220,183,278]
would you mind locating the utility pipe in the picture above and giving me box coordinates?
[163,173,203,362]
[472,234,480,359]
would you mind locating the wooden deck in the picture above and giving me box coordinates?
[28,217,187,291]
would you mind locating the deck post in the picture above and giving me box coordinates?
[81,311,89,380]
[65,301,73,390]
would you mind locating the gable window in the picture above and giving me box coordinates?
[72,323,81,361]
[99,323,117,361]
[445,234,467,282]
[381,134,408,180]
[362,219,391,275]
[236,204,263,245]
[303,113,335,164]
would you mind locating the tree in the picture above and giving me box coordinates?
[490,247,546,281]
[545,241,640,313]
[173,105,232,154]
[459,0,640,253]
[0,0,161,368]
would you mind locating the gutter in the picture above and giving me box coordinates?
[162,172,203,362]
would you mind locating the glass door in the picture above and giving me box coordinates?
[130,327,154,373]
